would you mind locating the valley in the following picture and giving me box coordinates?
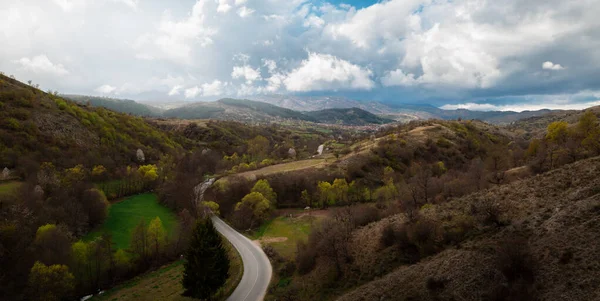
[1,74,600,301]
[2,1,598,301]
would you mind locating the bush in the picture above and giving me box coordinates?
[3,118,20,130]
[296,240,316,275]
[490,237,538,301]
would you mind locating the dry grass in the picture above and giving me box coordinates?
[218,158,329,183]
[336,156,600,301]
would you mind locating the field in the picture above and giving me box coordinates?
[85,193,177,249]
[252,212,325,259]
[92,235,243,301]
[218,158,330,183]
[0,181,21,196]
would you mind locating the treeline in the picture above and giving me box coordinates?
[525,110,600,172]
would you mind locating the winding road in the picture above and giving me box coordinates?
[211,215,272,301]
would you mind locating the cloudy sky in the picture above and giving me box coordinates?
[1,0,600,111]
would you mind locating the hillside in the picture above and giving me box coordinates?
[305,107,394,126]
[162,98,317,122]
[253,95,395,114]
[62,94,162,116]
[337,155,600,301]
[508,106,600,137]
[162,99,392,126]
[0,75,182,172]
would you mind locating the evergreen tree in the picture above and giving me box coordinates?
[182,218,229,300]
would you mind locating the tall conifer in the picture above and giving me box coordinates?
[182,218,229,299]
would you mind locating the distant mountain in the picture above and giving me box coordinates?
[64,93,569,126]
[253,95,395,114]
[62,94,162,116]
[162,98,318,123]
[251,95,563,124]
[306,107,394,126]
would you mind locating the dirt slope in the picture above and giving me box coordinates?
[338,156,600,301]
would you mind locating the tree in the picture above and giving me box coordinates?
[546,121,569,168]
[251,179,277,206]
[182,219,229,299]
[234,192,271,228]
[147,217,166,259]
[138,164,158,182]
[34,224,72,266]
[28,261,75,301]
[83,188,109,227]
[578,111,600,155]
[331,178,350,204]
[247,135,270,160]
[130,219,149,262]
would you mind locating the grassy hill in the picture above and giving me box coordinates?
[0,75,182,172]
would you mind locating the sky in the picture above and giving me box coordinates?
[1,0,600,111]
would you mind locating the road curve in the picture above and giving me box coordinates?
[211,215,272,301]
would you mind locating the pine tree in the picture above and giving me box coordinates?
[182,218,230,299]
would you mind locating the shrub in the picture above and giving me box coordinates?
[296,240,316,275]
[3,118,20,130]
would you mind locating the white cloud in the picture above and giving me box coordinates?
[168,85,182,96]
[237,6,254,18]
[216,0,232,13]
[263,59,277,73]
[303,15,324,28]
[2,0,600,103]
[440,101,600,112]
[134,0,217,63]
[14,55,69,76]
[185,86,202,98]
[381,69,417,86]
[95,84,117,94]
[52,0,85,12]
[283,52,374,92]
[201,80,226,96]
[542,61,565,70]
[110,0,139,9]
[325,0,424,49]
[231,64,261,84]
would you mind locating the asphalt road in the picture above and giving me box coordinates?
[211,215,272,301]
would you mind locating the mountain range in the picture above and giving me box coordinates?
[62,94,567,126]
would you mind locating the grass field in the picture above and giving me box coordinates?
[84,193,177,249]
[91,234,243,301]
[0,181,21,196]
[252,213,324,259]
[218,158,329,184]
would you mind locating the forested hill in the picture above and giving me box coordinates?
[305,107,394,125]
[62,94,161,117]
[0,75,182,174]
